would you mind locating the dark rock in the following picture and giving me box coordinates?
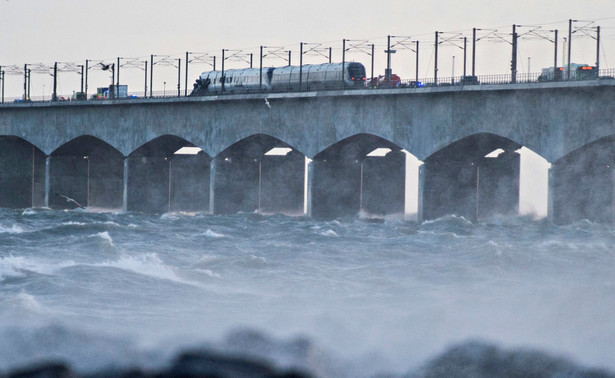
[410,340,615,378]
[8,362,75,378]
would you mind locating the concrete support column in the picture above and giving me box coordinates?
[169,154,210,212]
[422,152,520,222]
[550,159,615,224]
[123,158,129,212]
[477,151,520,219]
[417,164,425,223]
[259,152,305,215]
[212,156,260,214]
[422,160,478,221]
[0,138,45,208]
[126,156,170,213]
[311,159,362,219]
[361,150,406,216]
[48,155,89,209]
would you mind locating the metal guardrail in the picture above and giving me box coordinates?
[2,69,615,105]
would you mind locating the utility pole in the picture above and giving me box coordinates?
[434,32,439,84]
[566,19,572,80]
[299,42,303,88]
[185,52,189,96]
[472,28,477,77]
[150,55,154,98]
[52,62,58,102]
[415,40,420,83]
[511,24,518,83]
[596,26,600,73]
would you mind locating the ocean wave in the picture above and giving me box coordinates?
[0,224,26,234]
[94,253,202,287]
[0,255,76,281]
[203,229,225,238]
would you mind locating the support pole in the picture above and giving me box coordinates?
[52,62,58,102]
[27,69,31,100]
[177,58,181,97]
[416,40,420,83]
[80,65,84,94]
[434,32,439,84]
[150,54,154,98]
[596,26,600,74]
[299,42,303,88]
[386,35,391,80]
[567,19,572,80]
[221,49,225,92]
[554,29,558,76]
[185,52,189,96]
[85,60,89,99]
[342,39,346,86]
[329,47,332,63]
[23,64,28,101]
[144,61,148,97]
[511,25,517,83]
[288,51,291,66]
[472,28,477,77]
[259,46,263,90]
[250,53,253,68]
[463,37,467,77]
[371,43,375,81]
[117,57,120,91]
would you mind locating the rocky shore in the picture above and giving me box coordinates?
[3,339,614,378]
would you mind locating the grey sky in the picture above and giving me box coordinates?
[0,0,613,98]
[1,0,614,98]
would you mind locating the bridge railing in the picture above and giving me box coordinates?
[2,69,615,105]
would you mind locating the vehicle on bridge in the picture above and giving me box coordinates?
[190,62,366,95]
[538,64,597,82]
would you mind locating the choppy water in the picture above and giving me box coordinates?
[1,208,614,376]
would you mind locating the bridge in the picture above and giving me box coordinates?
[1,80,614,223]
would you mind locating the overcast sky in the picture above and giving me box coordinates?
[1,0,614,98]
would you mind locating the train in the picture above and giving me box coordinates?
[191,62,367,95]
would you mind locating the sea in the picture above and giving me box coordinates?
[0,208,614,377]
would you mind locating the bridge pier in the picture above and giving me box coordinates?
[212,153,304,215]
[549,147,615,224]
[0,137,45,208]
[212,135,305,215]
[48,155,89,209]
[311,159,361,219]
[169,153,211,212]
[126,156,171,213]
[420,150,520,222]
[361,150,406,216]
[311,149,406,220]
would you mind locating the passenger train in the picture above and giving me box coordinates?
[191,62,367,95]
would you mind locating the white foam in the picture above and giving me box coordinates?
[204,229,225,238]
[319,229,339,237]
[92,231,114,246]
[95,253,199,287]
[0,255,76,280]
[0,224,26,234]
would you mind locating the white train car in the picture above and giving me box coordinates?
[191,62,366,95]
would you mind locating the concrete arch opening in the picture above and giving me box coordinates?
[311,134,409,220]
[0,136,46,208]
[127,135,211,213]
[421,133,522,222]
[212,134,305,215]
[550,135,615,224]
[49,136,124,210]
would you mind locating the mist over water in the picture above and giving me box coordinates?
[0,208,614,376]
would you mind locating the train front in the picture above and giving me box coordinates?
[346,62,367,86]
